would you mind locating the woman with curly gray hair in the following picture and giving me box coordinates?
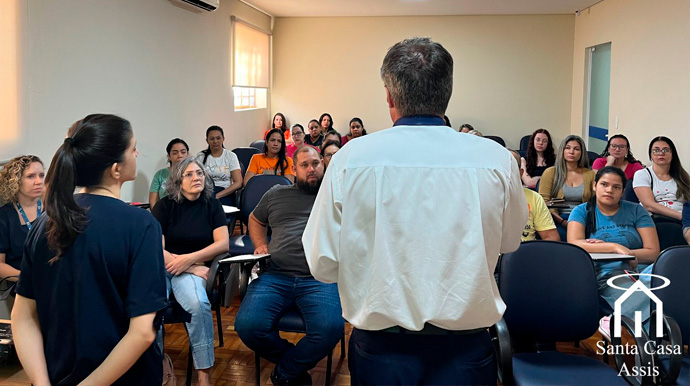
[0,155,44,281]
[151,157,229,386]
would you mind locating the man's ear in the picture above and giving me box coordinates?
[385,87,394,109]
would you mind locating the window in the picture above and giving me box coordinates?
[232,18,269,111]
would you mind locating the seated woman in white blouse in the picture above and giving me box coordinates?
[633,136,690,221]
[196,126,242,206]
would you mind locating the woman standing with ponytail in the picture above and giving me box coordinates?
[11,114,167,385]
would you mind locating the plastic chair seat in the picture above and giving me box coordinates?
[276,310,306,333]
[512,352,628,386]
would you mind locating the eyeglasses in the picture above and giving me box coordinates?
[610,144,627,150]
[323,153,337,159]
[652,148,671,155]
[292,132,304,136]
[183,170,205,179]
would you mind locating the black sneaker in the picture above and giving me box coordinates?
[270,368,312,386]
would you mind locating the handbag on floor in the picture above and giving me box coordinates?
[162,353,176,386]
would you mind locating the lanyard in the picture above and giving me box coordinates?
[16,199,42,231]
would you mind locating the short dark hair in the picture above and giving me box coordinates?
[380,37,453,117]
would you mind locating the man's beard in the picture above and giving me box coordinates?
[296,176,322,194]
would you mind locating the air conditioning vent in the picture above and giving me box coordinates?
[171,0,219,12]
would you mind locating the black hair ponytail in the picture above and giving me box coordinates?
[45,114,132,261]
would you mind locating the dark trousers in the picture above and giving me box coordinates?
[349,327,496,386]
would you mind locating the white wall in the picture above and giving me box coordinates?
[12,0,270,202]
[570,0,690,166]
[271,15,575,150]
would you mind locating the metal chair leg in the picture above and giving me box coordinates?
[186,341,193,386]
[255,352,261,386]
[215,304,224,347]
[340,335,345,357]
[326,351,333,386]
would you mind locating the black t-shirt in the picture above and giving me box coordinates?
[305,134,324,148]
[252,185,317,277]
[0,203,36,270]
[17,194,167,386]
[151,195,227,255]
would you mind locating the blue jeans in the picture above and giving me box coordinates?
[170,273,214,369]
[349,327,496,386]
[235,272,343,380]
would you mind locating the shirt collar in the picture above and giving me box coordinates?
[393,115,446,127]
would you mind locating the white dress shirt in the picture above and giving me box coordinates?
[303,122,527,331]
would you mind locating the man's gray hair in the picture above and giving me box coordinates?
[380,37,453,118]
[164,157,215,203]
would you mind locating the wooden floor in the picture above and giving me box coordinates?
[0,296,616,386]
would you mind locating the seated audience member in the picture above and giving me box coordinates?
[443,115,452,127]
[149,138,189,209]
[567,166,659,336]
[468,129,483,137]
[197,126,242,206]
[633,136,689,222]
[324,130,341,145]
[592,134,643,180]
[152,157,230,386]
[304,119,324,148]
[13,114,166,385]
[521,128,556,188]
[341,117,367,146]
[244,129,295,186]
[683,202,690,244]
[539,135,595,240]
[459,123,474,133]
[319,112,334,135]
[235,146,343,386]
[321,140,342,170]
[265,113,291,143]
[286,124,306,158]
[509,150,558,241]
[0,155,45,281]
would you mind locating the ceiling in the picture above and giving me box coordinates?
[240,0,603,17]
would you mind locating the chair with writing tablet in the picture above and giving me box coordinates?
[492,241,649,386]
[162,252,235,386]
[650,246,689,385]
[220,254,345,386]
[228,175,292,297]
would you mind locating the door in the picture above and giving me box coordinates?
[584,42,611,155]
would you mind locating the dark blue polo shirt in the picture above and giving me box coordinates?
[17,194,167,385]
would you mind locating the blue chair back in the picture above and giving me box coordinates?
[232,147,262,173]
[655,221,688,252]
[239,175,292,225]
[485,135,506,147]
[622,179,638,203]
[249,140,265,151]
[651,246,690,345]
[498,241,600,344]
[587,151,599,168]
[519,135,531,151]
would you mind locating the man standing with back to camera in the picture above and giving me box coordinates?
[303,37,527,385]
